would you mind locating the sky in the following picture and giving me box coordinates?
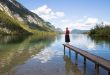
[17,0,110,31]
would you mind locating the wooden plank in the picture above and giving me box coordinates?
[63,44,110,71]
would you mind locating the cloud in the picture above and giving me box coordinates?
[53,17,109,31]
[32,5,109,30]
[31,5,64,20]
[61,19,69,23]
[60,17,99,30]
[103,21,110,25]
[85,18,98,25]
[31,5,99,30]
[56,12,64,17]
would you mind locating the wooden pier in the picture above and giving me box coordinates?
[63,44,110,75]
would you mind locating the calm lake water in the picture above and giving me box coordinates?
[0,34,110,75]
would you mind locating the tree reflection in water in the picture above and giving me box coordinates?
[0,35,56,75]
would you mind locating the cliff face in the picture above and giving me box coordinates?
[0,0,55,35]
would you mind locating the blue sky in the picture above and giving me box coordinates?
[17,0,110,30]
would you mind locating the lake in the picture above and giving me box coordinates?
[0,34,110,75]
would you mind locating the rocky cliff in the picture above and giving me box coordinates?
[0,0,55,35]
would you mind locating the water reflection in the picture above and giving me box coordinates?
[87,35,110,60]
[89,35,110,47]
[71,34,97,50]
[33,48,63,63]
[0,35,28,44]
[71,34,110,59]
[63,55,82,75]
[56,34,62,41]
[0,34,109,75]
[0,35,56,75]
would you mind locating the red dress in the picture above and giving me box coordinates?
[65,29,70,42]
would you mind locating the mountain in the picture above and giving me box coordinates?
[0,10,31,35]
[71,29,89,34]
[0,0,55,35]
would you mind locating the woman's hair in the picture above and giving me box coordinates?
[66,27,68,30]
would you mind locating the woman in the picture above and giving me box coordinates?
[65,27,70,43]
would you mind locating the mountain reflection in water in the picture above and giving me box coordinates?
[0,34,109,75]
[0,35,56,75]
